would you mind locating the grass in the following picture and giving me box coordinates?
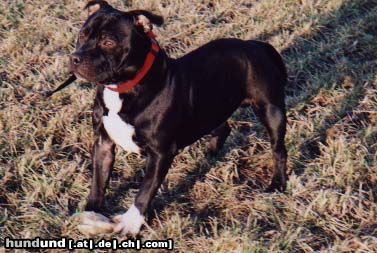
[0,0,376,252]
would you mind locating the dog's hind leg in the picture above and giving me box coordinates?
[85,134,115,212]
[207,121,231,155]
[252,100,288,192]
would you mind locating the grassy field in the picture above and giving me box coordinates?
[0,0,376,252]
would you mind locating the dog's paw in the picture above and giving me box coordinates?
[266,174,287,192]
[77,211,115,236]
[113,205,144,236]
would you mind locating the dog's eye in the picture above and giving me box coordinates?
[100,39,116,48]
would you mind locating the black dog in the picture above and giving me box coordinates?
[70,0,288,235]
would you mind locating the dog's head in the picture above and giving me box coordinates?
[69,0,163,84]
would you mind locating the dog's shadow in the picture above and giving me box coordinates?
[254,1,376,176]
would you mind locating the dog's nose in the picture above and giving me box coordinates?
[70,54,82,65]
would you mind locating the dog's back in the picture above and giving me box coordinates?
[170,38,287,148]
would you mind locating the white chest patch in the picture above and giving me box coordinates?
[102,88,140,154]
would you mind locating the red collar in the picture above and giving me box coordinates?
[106,31,160,93]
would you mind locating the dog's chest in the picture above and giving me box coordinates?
[102,88,140,154]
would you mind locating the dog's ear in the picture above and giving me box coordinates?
[84,0,111,16]
[128,10,164,32]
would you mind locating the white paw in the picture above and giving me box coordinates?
[77,211,115,236]
[113,204,145,236]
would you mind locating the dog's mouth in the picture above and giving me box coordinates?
[70,67,115,85]
[68,49,141,87]
[72,71,88,81]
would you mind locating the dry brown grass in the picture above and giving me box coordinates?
[1,0,377,252]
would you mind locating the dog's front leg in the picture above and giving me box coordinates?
[114,147,176,235]
[85,134,115,212]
